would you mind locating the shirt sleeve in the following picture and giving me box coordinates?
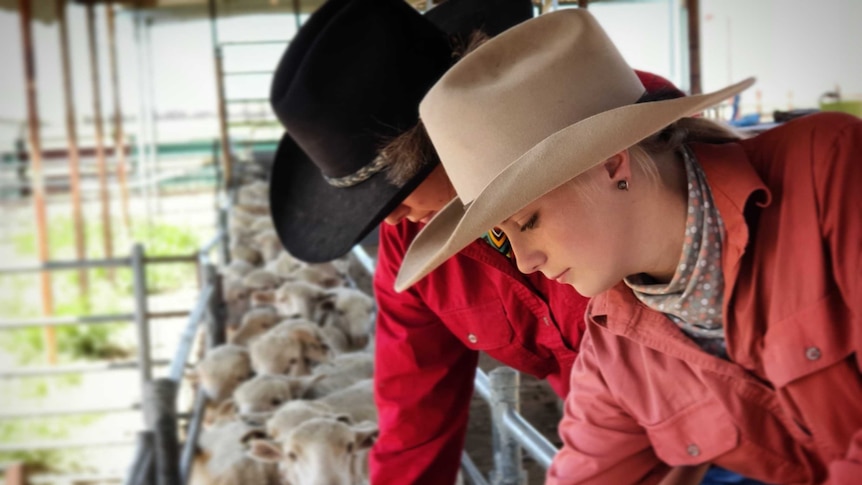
[813,115,862,483]
[547,329,669,485]
[369,223,479,485]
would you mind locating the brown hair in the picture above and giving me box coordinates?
[379,30,491,186]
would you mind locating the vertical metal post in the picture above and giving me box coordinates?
[208,0,232,191]
[86,2,115,275]
[133,9,150,220]
[203,263,226,349]
[133,244,152,390]
[489,367,526,485]
[107,2,133,235]
[126,430,155,485]
[57,0,89,299]
[143,16,160,213]
[686,0,702,94]
[218,204,230,266]
[18,0,57,365]
[144,379,180,485]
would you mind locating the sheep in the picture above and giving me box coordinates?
[237,181,269,208]
[315,287,375,350]
[287,264,346,289]
[266,251,305,279]
[229,240,262,266]
[230,307,281,346]
[319,379,377,424]
[230,374,322,426]
[265,400,346,442]
[247,417,378,485]
[198,418,279,485]
[273,280,327,321]
[249,319,332,376]
[219,259,255,281]
[242,269,282,291]
[303,353,374,399]
[254,229,284,263]
[195,344,253,403]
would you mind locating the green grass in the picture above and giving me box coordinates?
[0,415,101,473]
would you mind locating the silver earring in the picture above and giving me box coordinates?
[617,180,629,191]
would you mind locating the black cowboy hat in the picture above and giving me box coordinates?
[268,0,535,263]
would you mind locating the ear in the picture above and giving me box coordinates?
[602,149,632,184]
[215,398,237,419]
[352,421,379,451]
[287,374,325,398]
[240,428,269,445]
[247,439,283,464]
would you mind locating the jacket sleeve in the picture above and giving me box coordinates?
[547,329,669,485]
[369,222,479,485]
[813,116,862,483]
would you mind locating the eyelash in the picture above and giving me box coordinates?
[519,213,538,232]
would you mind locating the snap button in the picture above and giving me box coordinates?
[805,346,821,361]
[468,333,478,344]
[542,316,550,326]
[686,444,700,457]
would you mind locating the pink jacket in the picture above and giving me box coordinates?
[548,112,862,485]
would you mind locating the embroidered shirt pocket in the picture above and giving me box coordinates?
[644,399,740,466]
[442,301,515,351]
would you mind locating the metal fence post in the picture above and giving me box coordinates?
[144,379,180,485]
[132,244,152,391]
[203,263,226,349]
[489,367,526,485]
[218,204,230,266]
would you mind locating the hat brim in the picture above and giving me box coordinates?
[395,77,755,291]
[269,133,436,263]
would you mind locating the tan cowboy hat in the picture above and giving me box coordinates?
[394,8,754,292]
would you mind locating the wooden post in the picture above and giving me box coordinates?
[208,0,232,191]
[686,0,702,95]
[107,3,133,235]
[57,0,89,301]
[3,463,27,485]
[578,0,588,9]
[86,2,115,276]
[19,0,57,365]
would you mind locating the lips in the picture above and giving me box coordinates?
[551,268,569,282]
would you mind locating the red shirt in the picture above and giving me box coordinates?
[371,220,588,485]
[548,113,862,484]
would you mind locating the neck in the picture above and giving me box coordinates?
[632,149,688,284]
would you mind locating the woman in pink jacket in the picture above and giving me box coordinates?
[397,8,862,485]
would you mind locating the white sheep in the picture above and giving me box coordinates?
[287,264,346,289]
[254,229,284,263]
[229,240,262,266]
[195,344,253,403]
[302,353,374,399]
[231,374,322,426]
[265,400,346,442]
[249,319,332,376]
[315,287,375,350]
[319,378,377,424]
[266,251,306,279]
[242,269,282,291]
[198,418,279,485]
[248,417,378,485]
[273,280,327,320]
[230,307,281,346]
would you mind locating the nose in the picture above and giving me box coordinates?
[512,241,546,275]
[384,204,410,225]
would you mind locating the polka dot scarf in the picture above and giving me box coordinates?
[625,147,728,358]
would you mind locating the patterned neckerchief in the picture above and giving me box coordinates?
[481,228,512,259]
[625,146,728,358]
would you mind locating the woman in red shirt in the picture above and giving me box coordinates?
[398,8,862,485]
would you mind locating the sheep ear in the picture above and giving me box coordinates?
[352,422,379,450]
[288,374,324,398]
[240,428,269,445]
[215,398,237,419]
[247,439,282,464]
[334,414,351,424]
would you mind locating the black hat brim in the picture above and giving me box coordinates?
[269,133,436,263]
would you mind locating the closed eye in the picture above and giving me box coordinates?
[519,213,538,232]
